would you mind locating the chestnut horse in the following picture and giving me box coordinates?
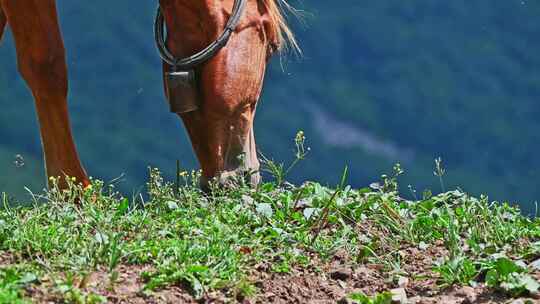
[0,0,296,189]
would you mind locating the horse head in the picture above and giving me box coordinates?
[157,0,297,189]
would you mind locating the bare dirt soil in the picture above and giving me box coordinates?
[23,245,540,304]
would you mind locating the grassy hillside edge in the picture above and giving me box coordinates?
[0,165,539,304]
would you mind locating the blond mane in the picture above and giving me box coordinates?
[262,0,301,54]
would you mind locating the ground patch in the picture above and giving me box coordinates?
[0,169,539,303]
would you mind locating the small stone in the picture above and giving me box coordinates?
[337,280,347,289]
[390,288,408,304]
[398,276,409,288]
[530,258,540,270]
[330,268,353,281]
[408,296,421,304]
[265,292,276,298]
[418,242,429,250]
[454,286,477,303]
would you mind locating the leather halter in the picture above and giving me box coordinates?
[154,0,247,70]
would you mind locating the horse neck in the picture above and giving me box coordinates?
[159,0,227,55]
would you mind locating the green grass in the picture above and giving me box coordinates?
[0,162,539,302]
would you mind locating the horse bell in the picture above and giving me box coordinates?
[165,69,199,113]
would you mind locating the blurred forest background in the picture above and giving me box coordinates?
[0,1,539,213]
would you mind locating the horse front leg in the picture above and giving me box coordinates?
[1,0,89,189]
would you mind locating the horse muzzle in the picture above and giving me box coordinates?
[165,69,199,114]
